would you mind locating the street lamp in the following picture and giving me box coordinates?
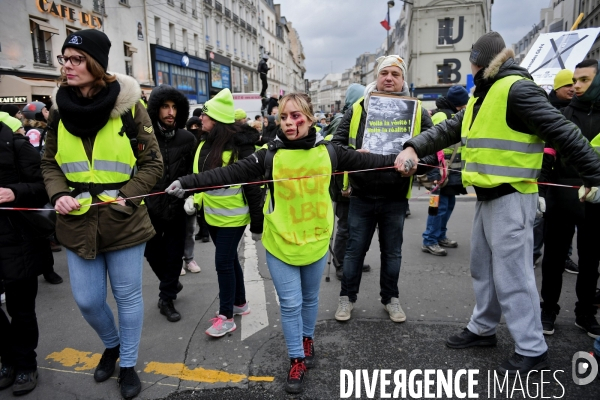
[386,1,395,56]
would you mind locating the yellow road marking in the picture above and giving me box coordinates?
[46,348,274,383]
[46,348,101,371]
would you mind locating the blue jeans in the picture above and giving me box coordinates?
[340,197,407,305]
[266,251,326,359]
[66,243,145,367]
[208,225,247,319]
[422,194,456,246]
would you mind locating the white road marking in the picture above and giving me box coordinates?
[241,229,269,340]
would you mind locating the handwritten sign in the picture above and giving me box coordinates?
[520,28,600,88]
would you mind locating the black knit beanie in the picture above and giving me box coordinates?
[1,104,20,118]
[469,31,506,67]
[62,29,111,71]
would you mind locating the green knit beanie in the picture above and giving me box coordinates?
[4,115,22,132]
[203,89,235,124]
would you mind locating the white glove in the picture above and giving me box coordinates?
[166,180,185,198]
[536,197,546,218]
[184,197,196,215]
[252,232,262,241]
[578,186,600,203]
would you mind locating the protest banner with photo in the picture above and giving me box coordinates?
[520,28,600,90]
[362,93,418,155]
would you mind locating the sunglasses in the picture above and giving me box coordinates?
[57,55,86,66]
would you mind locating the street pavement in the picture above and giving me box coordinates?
[7,193,600,400]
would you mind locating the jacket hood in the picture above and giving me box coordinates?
[345,84,366,107]
[235,123,260,146]
[23,118,47,129]
[568,95,600,112]
[147,85,190,129]
[51,73,141,118]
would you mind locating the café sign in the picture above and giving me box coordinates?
[36,0,103,29]
[0,96,28,104]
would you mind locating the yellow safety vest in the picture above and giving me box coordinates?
[348,96,422,198]
[590,132,600,154]
[192,141,250,227]
[55,112,137,215]
[461,75,544,193]
[261,145,333,265]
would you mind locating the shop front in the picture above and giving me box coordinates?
[151,45,210,105]
[231,63,258,94]
[206,51,231,96]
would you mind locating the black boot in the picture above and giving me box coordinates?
[94,344,120,382]
[285,358,307,394]
[118,367,141,399]
[43,271,63,284]
[303,337,315,368]
[335,267,343,281]
[446,328,497,349]
[158,299,181,322]
[498,351,549,376]
[12,370,37,396]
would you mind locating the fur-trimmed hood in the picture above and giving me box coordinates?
[482,48,519,80]
[147,85,190,130]
[51,73,141,118]
[22,118,47,129]
[235,122,260,146]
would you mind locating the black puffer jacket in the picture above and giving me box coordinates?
[540,96,600,202]
[0,124,52,282]
[258,116,278,146]
[427,97,466,196]
[332,90,435,200]
[193,123,263,233]
[405,48,600,200]
[146,86,196,222]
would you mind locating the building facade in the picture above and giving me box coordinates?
[0,0,151,106]
[402,0,492,98]
[0,0,305,109]
[146,0,210,104]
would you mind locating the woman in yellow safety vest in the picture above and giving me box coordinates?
[167,93,399,394]
[41,29,163,399]
[184,88,263,338]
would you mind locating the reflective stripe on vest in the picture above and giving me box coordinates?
[349,96,422,199]
[192,141,250,227]
[55,112,136,215]
[261,145,333,265]
[460,75,543,194]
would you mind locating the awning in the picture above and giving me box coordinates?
[0,75,57,102]
[30,18,59,35]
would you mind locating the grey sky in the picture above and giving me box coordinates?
[277,0,550,80]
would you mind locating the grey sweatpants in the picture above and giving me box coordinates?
[466,192,548,357]
[182,214,196,263]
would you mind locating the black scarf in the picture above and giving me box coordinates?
[56,81,120,138]
[275,127,318,150]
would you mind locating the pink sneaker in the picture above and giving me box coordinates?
[185,260,201,273]
[205,315,236,337]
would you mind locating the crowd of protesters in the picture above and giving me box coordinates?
[0,28,599,398]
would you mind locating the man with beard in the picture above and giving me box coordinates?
[145,85,196,322]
